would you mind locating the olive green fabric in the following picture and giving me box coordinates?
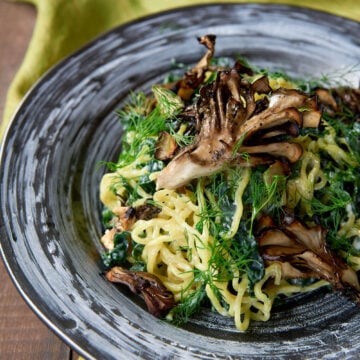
[1,0,359,139]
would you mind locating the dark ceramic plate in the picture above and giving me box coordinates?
[1,4,360,359]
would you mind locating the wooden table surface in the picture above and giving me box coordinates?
[0,2,80,359]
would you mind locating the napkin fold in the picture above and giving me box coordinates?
[1,0,359,140]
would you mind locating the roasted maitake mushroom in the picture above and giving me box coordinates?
[106,266,175,317]
[315,86,360,120]
[256,215,360,303]
[156,36,321,190]
[176,34,216,101]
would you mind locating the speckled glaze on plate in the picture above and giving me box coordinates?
[1,4,360,359]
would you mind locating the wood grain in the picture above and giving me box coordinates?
[0,261,70,359]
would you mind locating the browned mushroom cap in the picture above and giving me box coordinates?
[333,86,360,117]
[302,97,322,128]
[135,203,161,220]
[156,39,322,190]
[155,131,178,161]
[251,75,273,94]
[256,121,300,142]
[256,216,360,304]
[268,88,309,110]
[176,34,216,101]
[234,59,254,76]
[316,86,360,120]
[268,88,321,129]
[238,142,302,164]
[102,204,161,250]
[240,107,302,142]
[315,88,338,111]
[196,35,216,68]
[106,266,175,317]
[254,214,276,235]
[111,206,137,232]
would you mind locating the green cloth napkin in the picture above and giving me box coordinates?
[1,0,359,139]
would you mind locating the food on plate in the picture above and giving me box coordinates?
[99,35,360,330]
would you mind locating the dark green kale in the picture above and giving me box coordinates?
[102,231,131,269]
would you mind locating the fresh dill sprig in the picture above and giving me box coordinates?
[207,231,263,284]
[152,85,184,118]
[248,170,286,234]
[117,92,150,130]
[117,105,167,167]
[203,170,240,233]
[167,123,195,147]
[310,189,351,215]
[170,282,207,325]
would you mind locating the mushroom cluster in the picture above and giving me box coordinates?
[156,36,321,190]
[106,266,175,317]
[256,215,360,303]
[316,86,360,118]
